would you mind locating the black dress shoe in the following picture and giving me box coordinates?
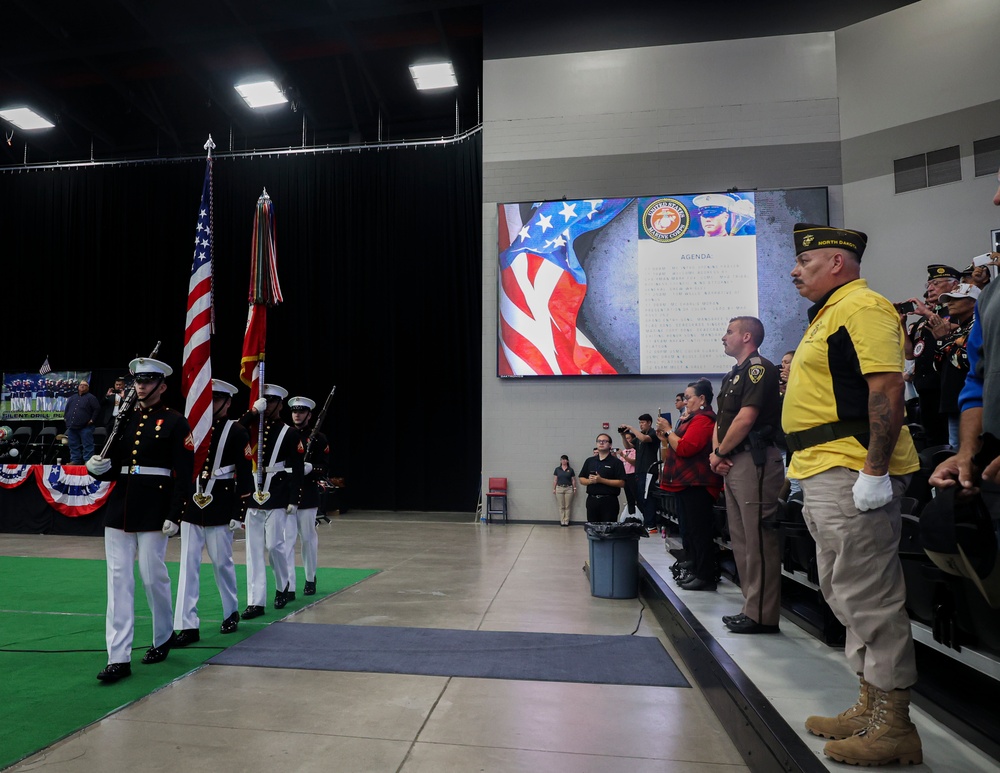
[674,571,693,586]
[274,592,288,609]
[726,616,780,634]
[173,629,200,647]
[220,611,240,634]
[141,633,176,664]
[241,605,265,620]
[96,662,132,682]
[679,577,717,591]
[303,580,316,596]
[722,612,746,625]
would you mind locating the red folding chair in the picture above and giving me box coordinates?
[486,477,508,523]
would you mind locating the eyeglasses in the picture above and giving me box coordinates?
[597,439,611,443]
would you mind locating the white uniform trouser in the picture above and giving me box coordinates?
[105,527,173,664]
[246,506,291,606]
[174,521,238,630]
[283,507,318,591]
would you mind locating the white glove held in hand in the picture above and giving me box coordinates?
[286,504,298,515]
[86,455,112,476]
[253,397,267,413]
[303,462,313,476]
[228,519,243,532]
[162,520,179,537]
[852,471,893,512]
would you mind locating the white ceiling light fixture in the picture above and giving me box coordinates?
[0,107,55,130]
[234,80,288,109]
[409,62,457,91]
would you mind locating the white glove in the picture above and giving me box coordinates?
[852,471,893,512]
[286,504,298,515]
[228,519,243,532]
[253,397,267,413]
[303,462,313,476]
[162,520,180,537]
[86,455,112,476]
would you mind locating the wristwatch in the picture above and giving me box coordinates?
[714,447,731,459]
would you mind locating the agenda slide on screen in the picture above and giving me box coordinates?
[497,188,828,377]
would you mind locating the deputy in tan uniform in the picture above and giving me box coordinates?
[784,223,921,766]
[709,316,784,634]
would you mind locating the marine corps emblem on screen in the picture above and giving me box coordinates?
[642,198,690,243]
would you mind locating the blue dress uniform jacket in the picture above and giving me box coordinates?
[298,430,329,508]
[98,403,195,532]
[238,412,305,508]
[181,418,254,527]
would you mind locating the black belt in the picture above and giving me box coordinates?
[784,420,870,452]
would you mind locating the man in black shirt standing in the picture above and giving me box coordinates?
[623,413,659,530]
[579,433,626,522]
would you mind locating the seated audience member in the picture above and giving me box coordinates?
[655,379,723,590]
[578,434,626,522]
[935,283,979,448]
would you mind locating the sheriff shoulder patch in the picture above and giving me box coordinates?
[748,364,765,384]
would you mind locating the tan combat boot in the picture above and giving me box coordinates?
[805,675,874,740]
[823,687,923,766]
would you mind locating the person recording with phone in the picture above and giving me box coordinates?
[903,264,961,445]
[578,434,626,522]
[615,431,638,515]
[656,379,723,590]
[620,413,659,531]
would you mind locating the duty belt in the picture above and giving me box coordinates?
[784,420,870,453]
[120,465,172,477]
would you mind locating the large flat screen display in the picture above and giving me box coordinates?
[497,188,829,376]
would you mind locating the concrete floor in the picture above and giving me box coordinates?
[3,517,748,773]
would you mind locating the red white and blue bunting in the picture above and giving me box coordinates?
[0,464,33,488]
[34,465,114,516]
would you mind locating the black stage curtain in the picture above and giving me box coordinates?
[0,136,482,512]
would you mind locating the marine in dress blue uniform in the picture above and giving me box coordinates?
[172,379,254,646]
[238,383,304,618]
[286,396,330,596]
[87,357,194,683]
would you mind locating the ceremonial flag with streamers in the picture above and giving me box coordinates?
[497,198,631,376]
[240,189,282,408]
[182,153,215,478]
[38,357,51,375]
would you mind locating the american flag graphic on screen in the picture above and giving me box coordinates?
[497,198,631,376]
[182,158,214,478]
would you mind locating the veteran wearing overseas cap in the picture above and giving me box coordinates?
[935,283,981,447]
[693,193,734,237]
[782,224,922,765]
[172,379,254,647]
[238,383,304,619]
[285,396,330,596]
[86,357,195,684]
[902,264,962,446]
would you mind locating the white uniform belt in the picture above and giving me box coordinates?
[213,464,236,479]
[120,465,172,477]
[265,464,290,474]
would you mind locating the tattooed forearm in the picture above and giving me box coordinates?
[865,375,904,474]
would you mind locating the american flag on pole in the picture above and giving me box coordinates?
[182,142,215,478]
[497,198,631,376]
[38,357,51,375]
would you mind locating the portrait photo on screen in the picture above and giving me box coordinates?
[497,188,828,377]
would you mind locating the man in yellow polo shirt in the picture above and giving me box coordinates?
[782,223,922,767]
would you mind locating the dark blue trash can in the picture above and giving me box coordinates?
[585,523,643,599]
